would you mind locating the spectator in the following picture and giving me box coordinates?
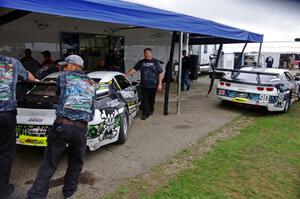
[20,49,40,76]
[39,59,62,79]
[40,50,54,68]
[181,50,191,91]
[66,49,76,56]
[105,49,118,71]
[265,56,274,68]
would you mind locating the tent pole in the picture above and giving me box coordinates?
[234,42,248,69]
[163,31,177,115]
[257,42,262,67]
[177,32,183,115]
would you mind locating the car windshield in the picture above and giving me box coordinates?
[231,73,279,83]
[29,78,102,97]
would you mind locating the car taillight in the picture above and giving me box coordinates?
[257,87,264,91]
[225,82,231,87]
[220,82,225,86]
[266,87,274,91]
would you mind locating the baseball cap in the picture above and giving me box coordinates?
[41,50,51,56]
[58,55,84,67]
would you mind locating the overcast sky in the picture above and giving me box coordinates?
[126,0,300,42]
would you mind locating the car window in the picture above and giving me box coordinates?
[284,72,293,82]
[114,75,131,90]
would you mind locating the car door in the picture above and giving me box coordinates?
[114,75,139,105]
[284,71,297,100]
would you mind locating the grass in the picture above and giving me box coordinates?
[105,104,300,199]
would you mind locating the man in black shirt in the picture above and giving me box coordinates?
[20,48,41,76]
[125,48,164,120]
[265,56,274,68]
[181,50,190,91]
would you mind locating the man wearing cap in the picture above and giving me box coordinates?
[41,50,54,67]
[0,55,38,199]
[26,55,96,199]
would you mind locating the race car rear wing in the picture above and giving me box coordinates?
[210,68,280,80]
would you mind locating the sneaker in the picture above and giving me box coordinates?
[1,184,15,199]
[187,85,190,91]
[141,115,149,120]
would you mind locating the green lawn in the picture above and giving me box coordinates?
[105,104,300,199]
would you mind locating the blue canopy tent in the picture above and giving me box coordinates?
[0,0,263,43]
[0,0,264,114]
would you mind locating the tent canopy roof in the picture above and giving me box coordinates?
[0,0,263,44]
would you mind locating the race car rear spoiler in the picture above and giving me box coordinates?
[210,68,280,79]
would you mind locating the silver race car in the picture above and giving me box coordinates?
[16,71,140,151]
[216,67,300,112]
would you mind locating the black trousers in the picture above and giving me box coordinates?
[141,87,157,116]
[0,111,16,196]
[26,122,87,199]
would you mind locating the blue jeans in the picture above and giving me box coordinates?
[181,69,190,90]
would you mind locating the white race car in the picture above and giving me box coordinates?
[16,71,140,151]
[216,67,300,112]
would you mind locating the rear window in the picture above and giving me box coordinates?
[231,73,279,83]
[29,78,101,97]
[29,78,56,96]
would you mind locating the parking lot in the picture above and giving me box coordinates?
[10,77,241,198]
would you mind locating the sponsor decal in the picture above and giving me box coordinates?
[87,108,121,151]
[28,118,43,122]
[18,135,47,146]
[232,97,249,103]
[218,89,225,96]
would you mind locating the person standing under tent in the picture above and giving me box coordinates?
[0,55,38,199]
[26,55,96,199]
[125,48,164,120]
[181,50,191,91]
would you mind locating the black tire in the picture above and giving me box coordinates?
[117,108,129,144]
[282,92,291,113]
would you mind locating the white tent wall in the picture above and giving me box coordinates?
[0,12,173,72]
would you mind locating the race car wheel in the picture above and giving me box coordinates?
[282,92,291,113]
[117,108,129,144]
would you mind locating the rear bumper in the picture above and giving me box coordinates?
[217,95,284,112]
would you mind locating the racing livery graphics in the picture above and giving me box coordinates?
[16,71,140,151]
[0,63,13,101]
[216,67,300,112]
[63,75,96,113]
